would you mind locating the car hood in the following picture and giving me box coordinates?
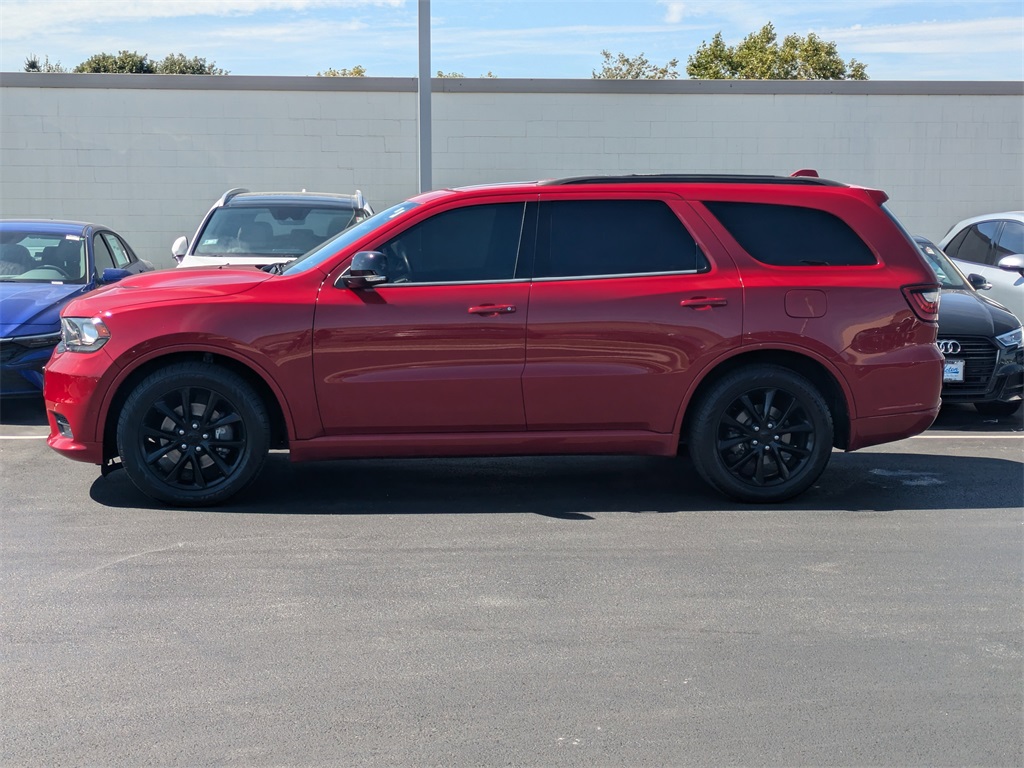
[64,267,274,316]
[938,288,1020,337]
[0,281,91,337]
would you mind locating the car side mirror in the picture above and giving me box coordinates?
[171,236,189,263]
[967,273,992,291]
[100,267,132,284]
[340,251,389,289]
[996,254,1024,276]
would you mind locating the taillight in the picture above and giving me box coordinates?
[902,285,940,322]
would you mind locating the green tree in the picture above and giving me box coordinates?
[74,50,156,73]
[592,50,679,80]
[24,54,66,73]
[435,71,498,78]
[156,53,227,75]
[69,50,226,74]
[318,65,367,77]
[687,23,867,80]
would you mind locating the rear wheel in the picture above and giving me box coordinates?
[117,362,270,506]
[974,400,1022,418]
[687,366,834,503]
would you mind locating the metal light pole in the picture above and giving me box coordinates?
[417,0,432,193]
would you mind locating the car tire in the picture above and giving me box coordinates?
[974,400,1022,418]
[687,365,834,503]
[117,362,270,506]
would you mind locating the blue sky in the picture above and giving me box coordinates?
[1,0,1022,79]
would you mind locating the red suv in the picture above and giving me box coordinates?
[44,174,943,506]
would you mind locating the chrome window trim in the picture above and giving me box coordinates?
[362,277,533,288]
[532,268,708,282]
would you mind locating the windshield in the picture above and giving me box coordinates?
[281,201,421,275]
[0,232,87,284]
[193,204,371,258]
[915,238,968,290]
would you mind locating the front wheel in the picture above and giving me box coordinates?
[117,362,270,506]
[687,366,834,503]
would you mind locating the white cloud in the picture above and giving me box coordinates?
[822,17,1024,55]
[432,23,700,60]
[659,1,686,24]
[0,0,404,39]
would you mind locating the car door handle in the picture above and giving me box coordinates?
[679,297,728,309]
[468,304,517,315]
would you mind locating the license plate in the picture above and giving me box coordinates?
[943,358,965,382]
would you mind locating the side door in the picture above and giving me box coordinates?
[313,200,532,435]
[522,195,742,433]
[991,219,1024,317]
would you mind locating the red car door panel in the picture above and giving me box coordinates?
[522,197,742,433]
[313,200,531,435]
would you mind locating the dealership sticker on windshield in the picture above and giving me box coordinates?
[943,358,965,382]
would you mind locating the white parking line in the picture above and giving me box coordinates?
[0,435,48,439]
[911,434,1023,439]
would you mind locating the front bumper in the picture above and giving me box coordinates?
[0,334,60,396]
[43,346,117,466]
[941,350,1024,405]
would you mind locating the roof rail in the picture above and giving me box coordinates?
[218,187,250,206]
[542,174,844,187]
[355,189,366,210]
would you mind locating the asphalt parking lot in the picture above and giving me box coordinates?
[1,398,1021,767]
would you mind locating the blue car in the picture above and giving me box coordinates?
[0,220,153,397]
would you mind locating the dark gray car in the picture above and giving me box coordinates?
[916,236,1023,417]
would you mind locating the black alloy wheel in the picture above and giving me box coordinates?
[117,362,270,506]
[688,366,834,503]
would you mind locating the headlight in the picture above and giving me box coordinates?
[61,317,111,353]
[995,325,1023,350]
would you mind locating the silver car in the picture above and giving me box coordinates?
[939,211,1024,320]
[172,188,374,269]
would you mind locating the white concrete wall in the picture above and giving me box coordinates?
[1,74,1021,268]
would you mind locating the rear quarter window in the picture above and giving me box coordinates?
[704,201,877,267]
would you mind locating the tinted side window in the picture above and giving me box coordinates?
[995,221,1024,258]
[379,203,525,283]
[534,199,707,279]
[951,221,999,265]
[101,233,133,268]
[704,202,876,266]
[93,234,117,275]
[942,228,969,258]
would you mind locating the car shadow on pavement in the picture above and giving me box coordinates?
[930,402,1023,432]
[0,397,47,426]
[88,449,1023,517]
